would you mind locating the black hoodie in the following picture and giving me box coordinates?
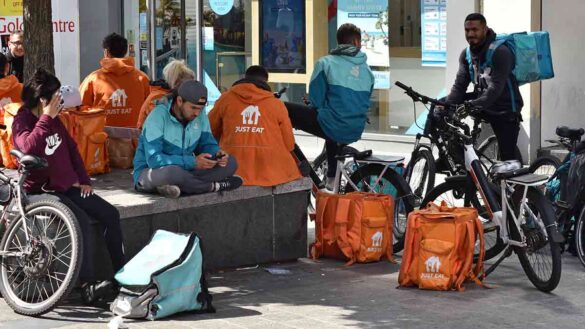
[447,28,523,121]
[6,51,23,83]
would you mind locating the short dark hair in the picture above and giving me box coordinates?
[337,23,361,45]
[0,53,7,79]
[245,65,269,81]
[21,68,61,109]
[102,33,128,58]
[465,13,487,25]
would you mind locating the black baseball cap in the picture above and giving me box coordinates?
[177,80,207,105]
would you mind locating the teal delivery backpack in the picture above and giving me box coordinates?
[466,31,554,86]
[110,230,214,320]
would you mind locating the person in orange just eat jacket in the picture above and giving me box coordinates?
[0,52,23,111]
[136,59,195,129]
[80,33,150,128]
[209,65,301,186]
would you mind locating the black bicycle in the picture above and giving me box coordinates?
[0,148,82,316]
[530,126,585,267]
[399,81,523,204]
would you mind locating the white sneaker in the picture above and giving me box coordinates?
[156,185,181,198]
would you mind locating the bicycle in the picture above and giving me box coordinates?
[530,126,585,267]
[0,148,83,315]
[278,91,416,253]
[395,84,563,292]
[398,81,523,203]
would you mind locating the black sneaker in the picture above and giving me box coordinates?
[216,176,243,193]
[81,280,119,306]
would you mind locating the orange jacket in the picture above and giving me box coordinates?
[209,82,301,186]
[0,75,23,122]
[79,57,150,128]
[136,84,170,129]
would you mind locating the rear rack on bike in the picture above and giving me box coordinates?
[357,154,405,165]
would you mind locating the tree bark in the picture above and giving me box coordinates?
[23,0,55,82]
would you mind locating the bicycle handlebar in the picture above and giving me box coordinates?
[395,81,449,107]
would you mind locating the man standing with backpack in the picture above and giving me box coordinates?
[446,13,523,161]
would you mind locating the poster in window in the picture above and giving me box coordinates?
[337,0,390,89]
[422,0,447,67]
[260,0,306,73]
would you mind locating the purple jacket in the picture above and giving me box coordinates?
[11,108,91,193]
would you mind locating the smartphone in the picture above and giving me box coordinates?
[215,153,226,160]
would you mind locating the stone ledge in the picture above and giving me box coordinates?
[90,170,311,219]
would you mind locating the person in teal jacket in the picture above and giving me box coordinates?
[285,23,375,189]
[133,80,242,198]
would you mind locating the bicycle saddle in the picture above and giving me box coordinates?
[556,126,584,140]
[10,149,48,170]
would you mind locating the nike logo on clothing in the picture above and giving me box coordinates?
[45,133,62,156]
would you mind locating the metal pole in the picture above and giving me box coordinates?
[194,0,203,81]
[149,0,157,80]
[181,0,187,60]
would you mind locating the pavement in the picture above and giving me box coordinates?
[1,251,585,329]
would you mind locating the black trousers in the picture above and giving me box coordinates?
[30,187,126,282]
[284,102,340,178]
[489,118,521,161]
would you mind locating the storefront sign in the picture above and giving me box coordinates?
[209,0,234,16]
[0,0,81,86]
[337,0,390,89]
[421,0,447,67]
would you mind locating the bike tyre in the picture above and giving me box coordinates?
[405,149,436,205]
[0,199,82,316]
[514,188,562,292]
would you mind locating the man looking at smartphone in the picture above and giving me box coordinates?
[133,80,243,198]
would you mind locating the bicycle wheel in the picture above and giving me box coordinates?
[529,155,561,178]
[576,207,585,268]
[404,149,435,206]
[0,199,82,316]
[514,187,562,292]
[346,163,415,253]
[420,176,506,261]
[478,135,524,164]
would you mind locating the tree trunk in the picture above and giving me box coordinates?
[23,0,55,82]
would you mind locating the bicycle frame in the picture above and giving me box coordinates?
[0,169,32,257]
[461,140,547,248]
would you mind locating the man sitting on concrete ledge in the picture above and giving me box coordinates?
[133,80,243,198]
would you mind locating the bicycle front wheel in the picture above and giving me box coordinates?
[576,207,585,268]
[346,163,415,253]
[405,149,435,206]
[514,187,562,292]
[420,176,506,261]
[0,199,83,316]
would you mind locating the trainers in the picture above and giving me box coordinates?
[215,176,243,193]
[156,185,181,198]
[81,280,119,306]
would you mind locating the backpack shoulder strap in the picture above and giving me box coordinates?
[465,47,474,82]
[485,39,508,68]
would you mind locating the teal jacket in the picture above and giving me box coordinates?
[133,97,220,185]
[309,45,375,144]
